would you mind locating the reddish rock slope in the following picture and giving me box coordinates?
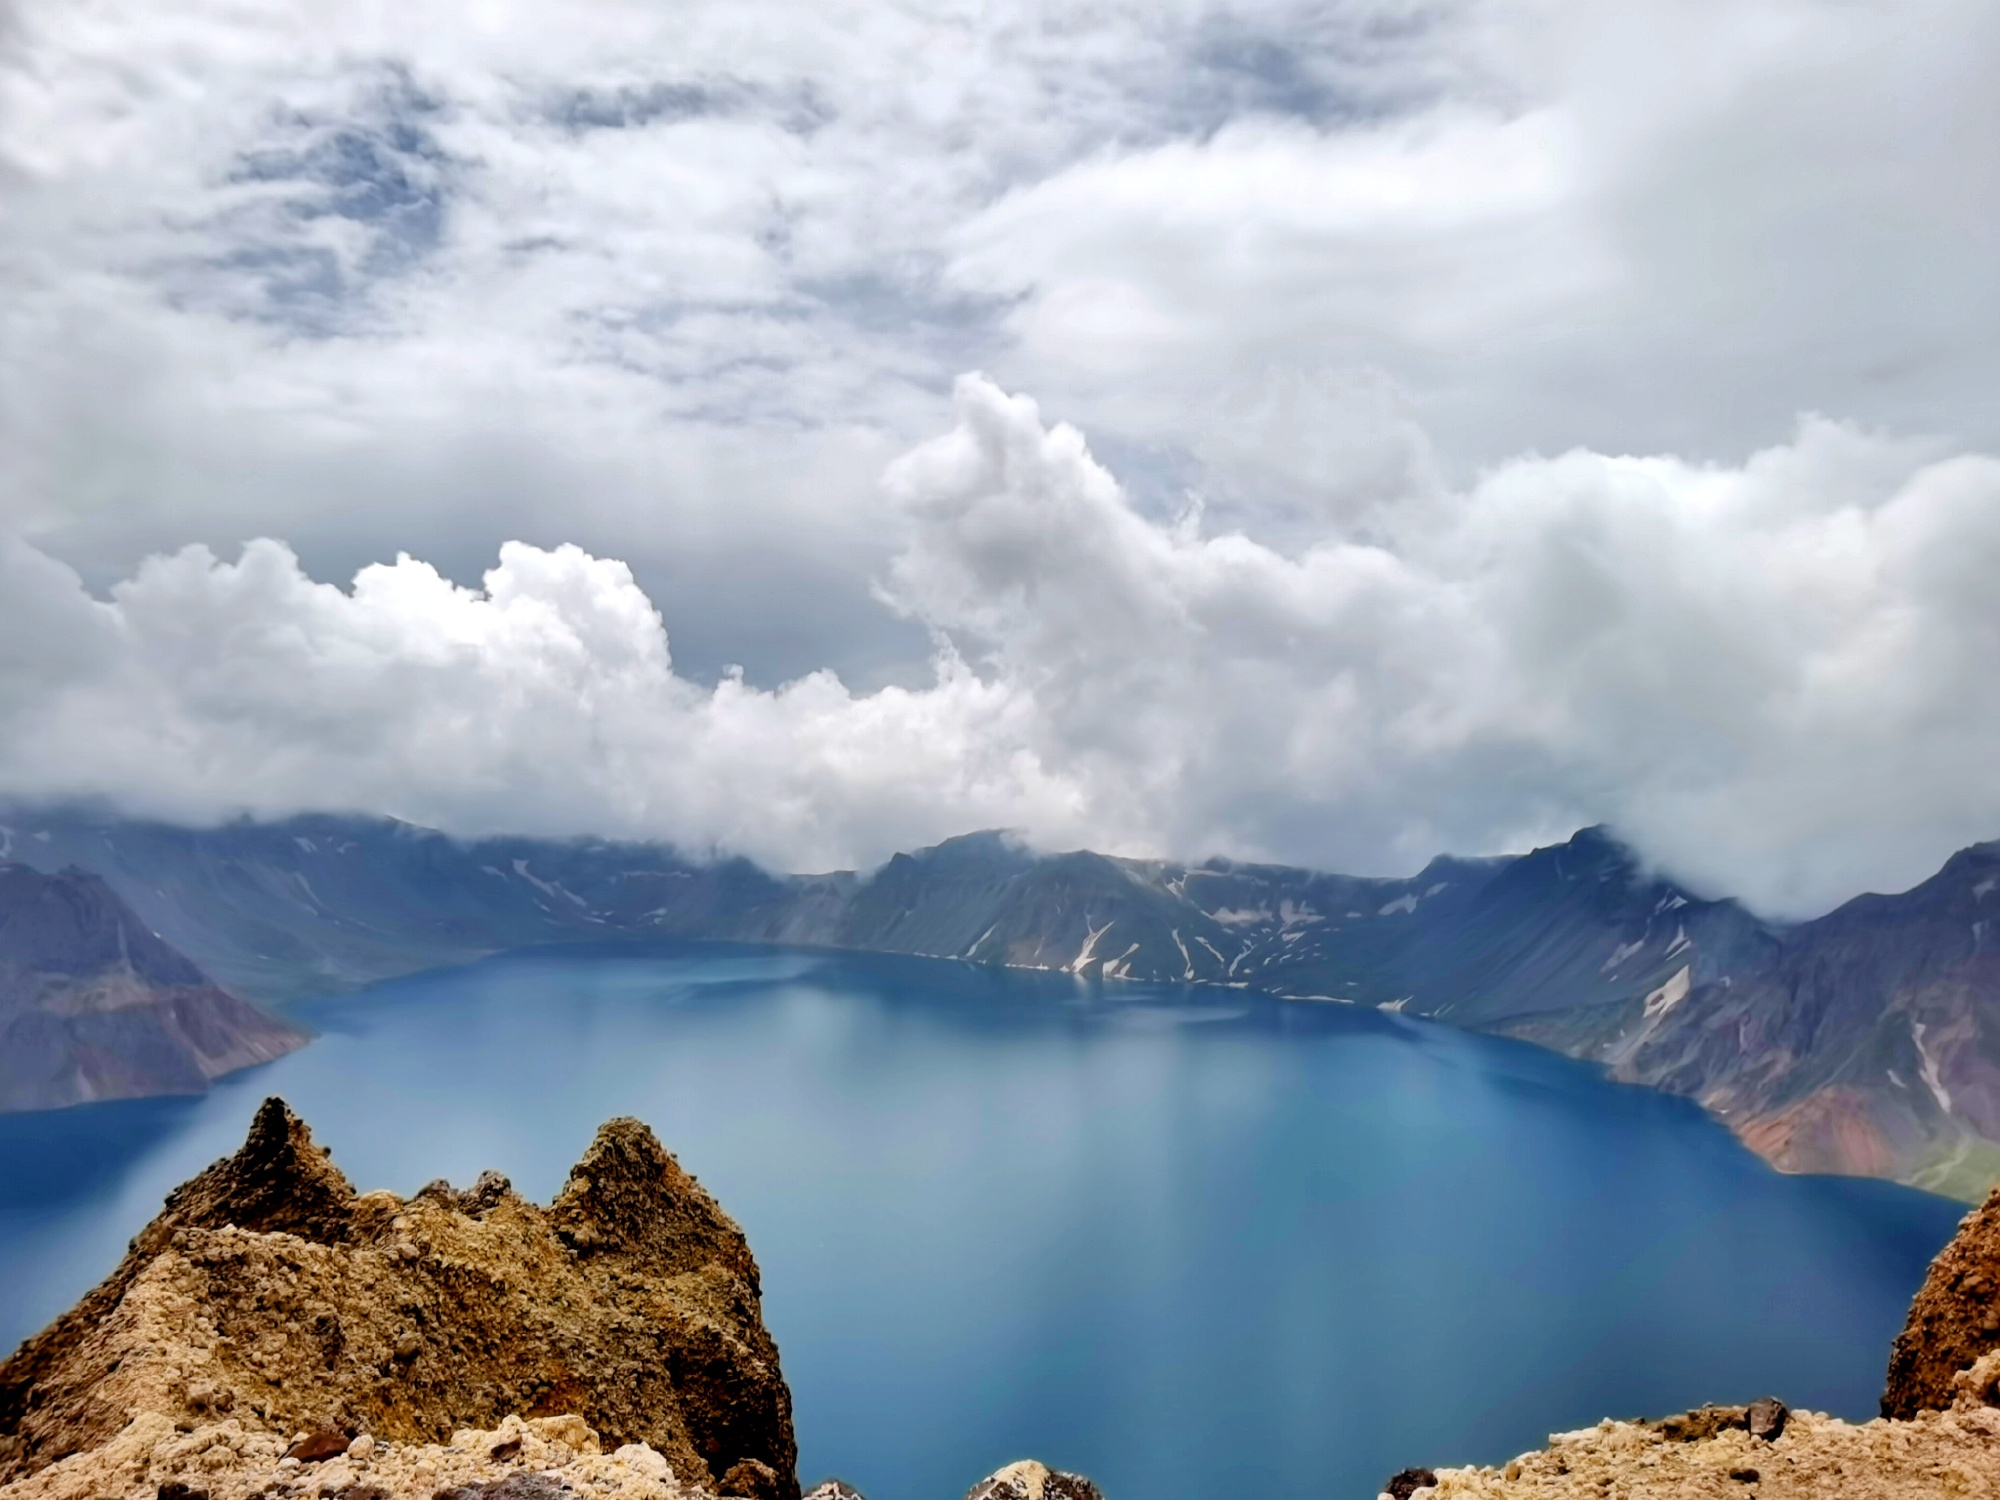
[0,862,304,1112]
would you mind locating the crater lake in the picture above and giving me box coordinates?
[0,943,1964,1500]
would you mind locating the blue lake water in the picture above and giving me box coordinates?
[0,943,1964,1500]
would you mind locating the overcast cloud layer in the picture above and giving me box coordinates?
[3,0,1999,915]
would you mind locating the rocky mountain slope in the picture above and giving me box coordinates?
[0,814,1761,1022]
[0,1100,1095,1500]
[767,827,1761,1019]
[0,815,738,1004]
[1505,840,2000,1198]
[10,807,2000,1195]
[0,861,304,1112]
[1392,1180,2000,1498]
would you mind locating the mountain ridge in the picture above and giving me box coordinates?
[1552,836,2000,1198]
[6,807,2000,1195]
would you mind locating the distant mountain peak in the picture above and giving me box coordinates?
[0,860,305,1112]
[876,829,1039,877]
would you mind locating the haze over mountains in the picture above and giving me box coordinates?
[0,861,304,1111]
[4,806,2000,1197]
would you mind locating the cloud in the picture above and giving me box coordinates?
[11,2,1991,599]
[7,377,2000,917]
[3,0,2000,912]
[881,378,2000,916]
[0,527,1083,873]
[942,0,2000,473]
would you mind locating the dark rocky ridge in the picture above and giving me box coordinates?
[0,816,1766,1037]
[0,861,304,1112]
[0,1098,798,1499]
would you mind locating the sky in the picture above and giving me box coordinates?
[2,0,1998,916]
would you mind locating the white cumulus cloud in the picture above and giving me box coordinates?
[4,0,2000,912]
[9,377,2000,916]
[0,528,1082,873]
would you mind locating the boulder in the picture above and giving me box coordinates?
[964,1460,1103,1500]
[1745,1397,1788,1441]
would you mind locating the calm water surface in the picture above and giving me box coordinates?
[0,943,1963,1500]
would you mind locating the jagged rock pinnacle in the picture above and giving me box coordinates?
[0,1102,798,1500]
[550,1116,757,1284]
[154,1096,357,1246]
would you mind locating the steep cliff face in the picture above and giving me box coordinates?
[1883,1181,2000,1418]
[0,862,304,1112]
[0,1099,798,1500]
[1514,841,2000,1197]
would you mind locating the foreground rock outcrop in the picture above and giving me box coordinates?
[1388,1184,2000,1498]
[0,863,304,1112]
[1388,1399,2000,1498]
[0,1406,1096,1500]
[1883,1181,2000,1418]
[0,1100,1105,1500]
[0,1099,797,1500]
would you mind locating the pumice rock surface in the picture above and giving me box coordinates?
[1388,1398,2000,1498]
[956,1461,1100,1500]
[0,1100,1101,1500]
[0,1099,798,1500]
[0,1407,1088,1500]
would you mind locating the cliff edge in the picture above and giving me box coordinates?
[1883,1181,2000,1418]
